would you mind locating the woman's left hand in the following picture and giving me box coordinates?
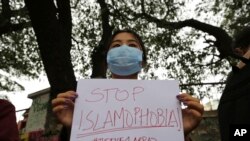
[177,93,204,136]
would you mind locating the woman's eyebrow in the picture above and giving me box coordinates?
[111,39,122,43]
[112,39,139,43]
[127,39,139,43]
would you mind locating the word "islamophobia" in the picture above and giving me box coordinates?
[76,107,182,138]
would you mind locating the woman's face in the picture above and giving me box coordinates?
[109,32,142,50]
[107,32,143,79]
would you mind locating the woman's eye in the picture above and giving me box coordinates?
[129,44,138,47]
[111,44,121,48]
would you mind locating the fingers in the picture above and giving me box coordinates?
[52,97,75,108]
[177,93,204,116]
[184,101,204,115]
[57,91,78,99]
[182,102,204,119]
[177,93,200,103]
[51,91,78,113]
[52,105,68,113]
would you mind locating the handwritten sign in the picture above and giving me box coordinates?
[70,79,184,141]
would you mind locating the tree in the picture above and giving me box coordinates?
[0,0,42,91]
[1,0,249,99]
[70,0,250,99]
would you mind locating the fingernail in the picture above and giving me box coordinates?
[65,99,71,103]
[75,93,78,97]
[183,101,188,105]
[63,105,68,109]
[176,95,181,99]
[70,96,77,100]
[177,96,185,101]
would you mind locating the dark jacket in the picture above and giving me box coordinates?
[218,63,250,141]
[0,99,19,141]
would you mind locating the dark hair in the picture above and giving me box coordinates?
[233,27,250,49]
[106,29,147,64]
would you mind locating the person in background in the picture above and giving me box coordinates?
[218,27,250,141]
[0,99,20,141]
[17,108,29,132]
[52,29,204,141]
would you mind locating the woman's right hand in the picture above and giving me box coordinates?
[51,91,78,128]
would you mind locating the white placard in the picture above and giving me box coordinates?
[70,79,184,141]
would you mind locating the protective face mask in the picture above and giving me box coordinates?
[107,45,143,76]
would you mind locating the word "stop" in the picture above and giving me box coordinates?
[84,86,145,103]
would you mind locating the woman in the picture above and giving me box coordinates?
[52,29,204,141]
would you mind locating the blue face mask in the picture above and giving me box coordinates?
[107,45,143,76]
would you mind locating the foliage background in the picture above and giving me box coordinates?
[1,0,249,102]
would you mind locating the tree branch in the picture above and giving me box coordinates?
[194,57,222,67]
[11,7,28,17]
[0,22,31,35]
[180,81,225,86]
[119,8,234,59]
[2,0,11,21]
[140,0,145,14]
[91,0,113,78]
[71,0,80,9]
[0,1,30,35]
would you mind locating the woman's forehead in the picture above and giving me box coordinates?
[112,32,138,42]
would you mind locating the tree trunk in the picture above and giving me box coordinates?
[24,0,76,132]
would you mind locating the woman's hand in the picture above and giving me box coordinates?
[51,91,78,128]
[177,93,204,136]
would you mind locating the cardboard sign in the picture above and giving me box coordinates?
[70,79,184,141]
